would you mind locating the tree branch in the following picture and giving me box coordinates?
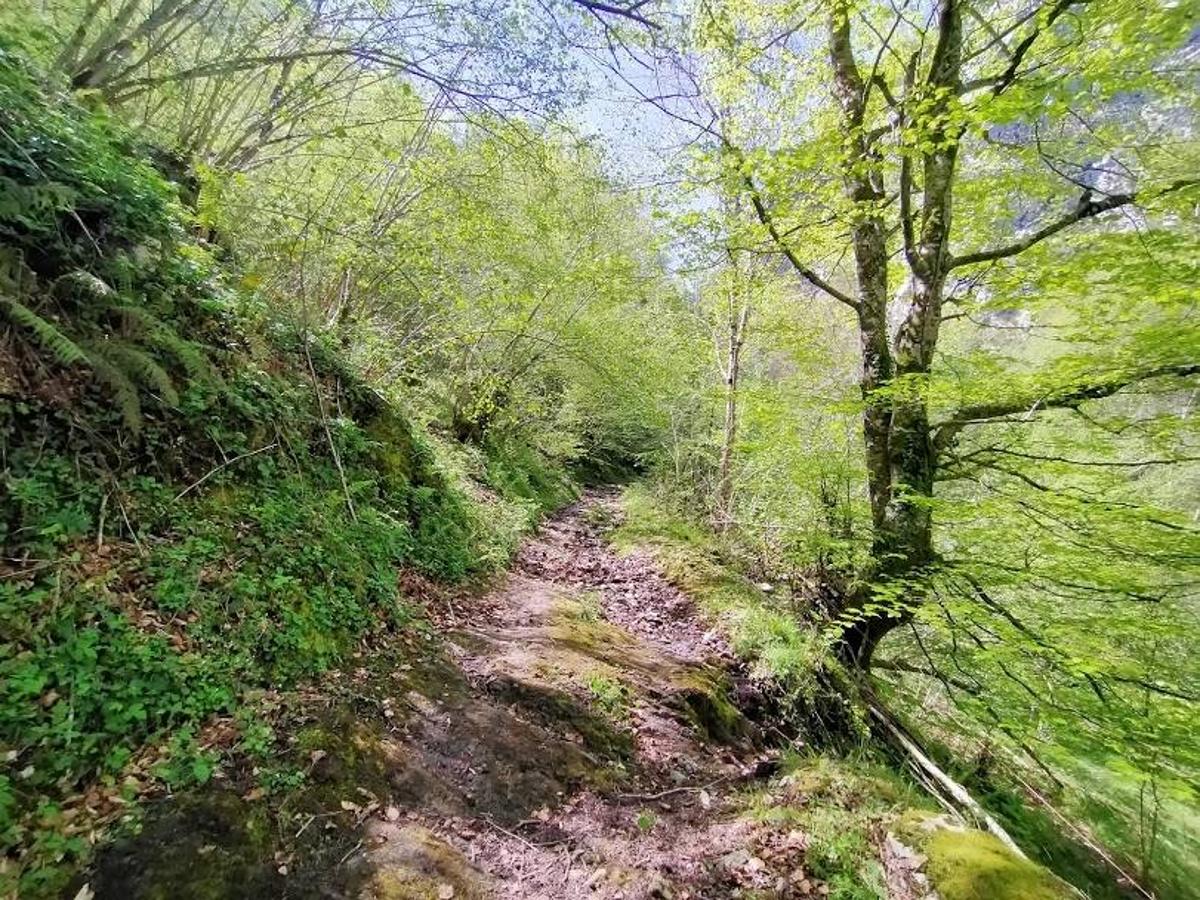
[974,0,1090,97]
[1108,676,1198,703]
[954,446,1200,469]
[741,175,860,311]
[932,363,1200,452]
[875,656,980,694]
[948,179,1199,270]
[104,48,372,95]
[569,0,660,29]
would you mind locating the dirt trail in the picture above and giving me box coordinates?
[79,490,1061,900]
[354,491,784,899]
[86,491,798,900]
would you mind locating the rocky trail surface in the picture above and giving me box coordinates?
[86,492,836,900]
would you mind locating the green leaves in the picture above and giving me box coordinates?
[0,294,87,365]
[675,3,1198,893]
[0,57,222,436]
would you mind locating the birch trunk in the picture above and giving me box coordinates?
[714,303,749,530]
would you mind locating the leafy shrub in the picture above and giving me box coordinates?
[483,434,577,512]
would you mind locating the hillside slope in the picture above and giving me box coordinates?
[0,34,1166,900]
[0,46,573,896]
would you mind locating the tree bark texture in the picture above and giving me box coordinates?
[827,0,964,667]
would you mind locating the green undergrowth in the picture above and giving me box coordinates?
[78,633,450,900]
[746,754,927,900]
[982,757,1195,900]
[748,755,1071,900]
[611,485,822,682]
[585,672,632,723]
[0,46,573,896]
[904,718,1178,899]
[614,487,1086,899]
[972,777,1133,900]
[481,434,578,513]
[1058,757,1200,900]
[919,829,1073,900]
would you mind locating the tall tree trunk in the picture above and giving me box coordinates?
[715,302,749,530]
[828,3,895,666]
[828,0,964,668]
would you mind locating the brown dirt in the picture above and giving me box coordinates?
[351,491,784,899]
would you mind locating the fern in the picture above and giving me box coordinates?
[111,303,163,337]
[83,347,143,433]
[0,295,87,365]
[99,341,180,407]
[0,53,227,438]
[119,305,224,387]
[3,287,224,430]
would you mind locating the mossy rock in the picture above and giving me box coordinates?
[358,826,491,899]
[549,598,637,656]
[922,827,1073,900]
[366,409,425,486]
[294,714,398,804]
[484,673,634,763]
[84,792,284,900]
[669,669,752,745]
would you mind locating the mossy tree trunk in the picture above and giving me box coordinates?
[745,0,1182,669]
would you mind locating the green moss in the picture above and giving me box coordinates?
[923,829,1073,900]
[83,792,283,900]
[366,826,490,900]
[371,871,469,900]
[586,671,632,722]
[548,597,638,661]
[671,669,747,743]
[783,755,924,810]
[366,409,423,485]
[286,682,449,817]
[486,673,634,763]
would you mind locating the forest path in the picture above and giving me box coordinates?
[84,492,800,900]
[354,490,788,899]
